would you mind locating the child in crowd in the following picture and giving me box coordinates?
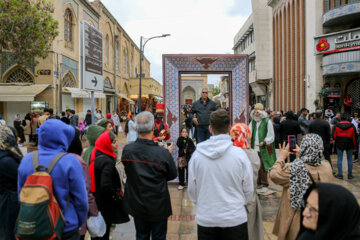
[78,120,86,140]
[176,128,195,190]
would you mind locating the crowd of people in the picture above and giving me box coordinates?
[0,98,360,240]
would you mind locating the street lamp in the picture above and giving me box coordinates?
[138,34,170,113]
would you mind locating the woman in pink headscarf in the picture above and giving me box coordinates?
[230,123,264,240]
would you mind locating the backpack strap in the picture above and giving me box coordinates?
[32,151,67,173]
[32,151,70,213]
[47,153,67,174]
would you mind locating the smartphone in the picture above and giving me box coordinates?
[166,143,172,146]
[288,135,296,152]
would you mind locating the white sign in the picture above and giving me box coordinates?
[314,27,360,55]
[83,22,104,91]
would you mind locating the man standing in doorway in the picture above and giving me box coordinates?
[249,103,276,193]
[190,88,218,143]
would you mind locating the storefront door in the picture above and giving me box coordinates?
[346,79,360,113]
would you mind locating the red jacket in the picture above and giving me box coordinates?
[333,121,357,150]
[152,120,171,142]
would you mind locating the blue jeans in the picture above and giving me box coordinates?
[187,126,194,139]
[196,126,211,143]
[337,148,353,176]
[134,218,167,240]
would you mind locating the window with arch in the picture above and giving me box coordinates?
[62,72,76,87]
[130,54,133,77]
[5,68,34,83]
[123,48,128,74]
[104,78,113,89]
[115,41,119,72]
[64,9,72,43]
[105,35,109,66]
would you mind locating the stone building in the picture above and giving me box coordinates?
[268,0,308,112]
[180,75,209,106]
[0,0,150,124]
[129,77,163,113]
[233,0,273,109]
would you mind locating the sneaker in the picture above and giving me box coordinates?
[334,174,343,180]
[348,175,354,179]
[178,185,184,190]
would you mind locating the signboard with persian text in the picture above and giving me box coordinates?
[315,27,360,55]
[82,21,103,91]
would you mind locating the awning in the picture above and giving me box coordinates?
[64,87,106,99]
[0,84,49,101]
[249,82,266,96]
[117,93,134,103]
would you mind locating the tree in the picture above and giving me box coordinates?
[0,0,59,66]
[212,85,220,96]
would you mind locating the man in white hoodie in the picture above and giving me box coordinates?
[188,109,254,240]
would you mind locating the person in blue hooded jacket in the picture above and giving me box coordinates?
[17,119,88,240]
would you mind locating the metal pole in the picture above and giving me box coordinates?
[138,36,143,113]
[91,91,95,125]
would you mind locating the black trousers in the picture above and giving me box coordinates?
[62,229,80,240]
[198,222,248,240]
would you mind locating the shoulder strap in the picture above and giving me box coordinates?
[47,153,67,174]
[306,169,316,184]
[32,151,67,173]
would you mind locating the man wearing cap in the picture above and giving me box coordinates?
[249,103,276,193]
[190,88,218,143]
[153,103,171,142]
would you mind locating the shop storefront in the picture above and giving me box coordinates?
[315,26,360,113]
[0,84,50,126]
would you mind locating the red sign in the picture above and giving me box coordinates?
[316,38,330,52]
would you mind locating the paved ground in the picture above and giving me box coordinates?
[20,126,360,240]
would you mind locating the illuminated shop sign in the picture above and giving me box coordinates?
[315,27,360,55]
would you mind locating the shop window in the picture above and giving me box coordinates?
[62,72,76,87]
[324,0,330,12]
[64,9,73,48]
[334,83,341,88]
[5,68,34,83]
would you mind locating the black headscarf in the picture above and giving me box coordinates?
[67,127,83,156]
[297,183,360,240]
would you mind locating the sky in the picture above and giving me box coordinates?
[100,0,252,84]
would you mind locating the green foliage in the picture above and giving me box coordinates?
[313,99,320,107]
[0,0,59,66]
[317,87,329,98]
[212,85,220,96]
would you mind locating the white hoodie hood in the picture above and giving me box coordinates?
[196,134,233,160]
[188,134,254,227]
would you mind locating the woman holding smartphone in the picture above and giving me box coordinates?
[269,134,333,240]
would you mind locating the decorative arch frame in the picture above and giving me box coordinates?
[3,65,35,83]
[62,70,77,88]
[163,54,249,148]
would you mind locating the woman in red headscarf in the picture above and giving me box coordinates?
[89,131,129,239]
[230,123,264,240]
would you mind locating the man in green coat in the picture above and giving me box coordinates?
[249,103,276,193]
